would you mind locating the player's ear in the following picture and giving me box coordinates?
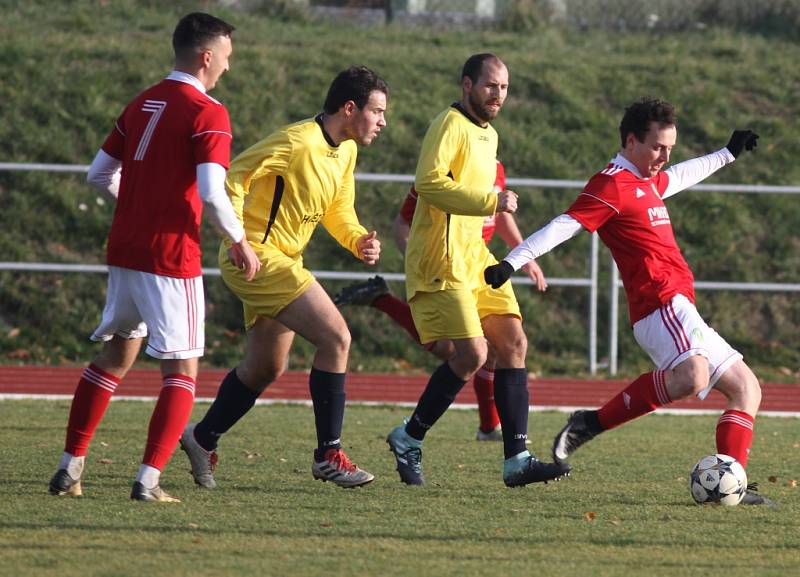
[342,100,358,117]
[200,48,213,69]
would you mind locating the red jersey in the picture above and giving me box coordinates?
[399,160,505,244]
[101,73,232,278]
[566,154,694,324]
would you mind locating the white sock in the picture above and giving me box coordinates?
[59,453,85,479]
[135,464,161,489]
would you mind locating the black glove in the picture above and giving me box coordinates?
[484,261,514,289]
[726,129,759,158]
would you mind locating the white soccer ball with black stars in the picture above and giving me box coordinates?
[689,453,747,506]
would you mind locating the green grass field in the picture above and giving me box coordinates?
[2,399,797,577]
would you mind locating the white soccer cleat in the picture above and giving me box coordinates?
[180,423,218,489]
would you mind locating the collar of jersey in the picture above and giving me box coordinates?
[450,102,487,128]
[315,113,339,148]
[165,70,207,94]
[611,152,649,180]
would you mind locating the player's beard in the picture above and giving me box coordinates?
[469,92,501,123]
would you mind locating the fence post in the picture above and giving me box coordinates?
[589,233,598,375]
[609,258,619,376]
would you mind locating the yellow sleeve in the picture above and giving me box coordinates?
[321,149,368,257]
[225,130,293,223]
[414,116,498,216]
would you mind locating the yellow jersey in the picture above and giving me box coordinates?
[225,115,368,259]
[406,104,500,299]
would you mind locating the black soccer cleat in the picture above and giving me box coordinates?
[741,482,777,507]
[48,469,82,497]
[552,409,603,465]
[332,276,390,307]
[503,455,571,487]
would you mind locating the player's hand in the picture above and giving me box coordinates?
[726,130,759,158]
[357,230,381,265]
[484,260,514,289]
[496,190,518,214]
[228,239,261,282]
[521,259,547,291]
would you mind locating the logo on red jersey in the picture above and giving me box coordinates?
[647,206,670,227]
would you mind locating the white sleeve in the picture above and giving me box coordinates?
[661,147,735,200]
[505,214,584,270]
[197,162,245,243]
[86,149,122,199]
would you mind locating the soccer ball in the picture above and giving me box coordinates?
[689,454,747,506]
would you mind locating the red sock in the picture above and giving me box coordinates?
[716,410,754,468]
[373,294,421,344]
[473,367,500,432]
[65,364,120,456]
[597,370,670,431]
[142,374,196,471]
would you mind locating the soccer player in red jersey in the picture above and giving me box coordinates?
[48,13,259,502]
[333,160,548,441]
[485,98,772,505]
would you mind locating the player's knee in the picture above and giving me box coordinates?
[429,340,455,361]
[669,361,710,399]
[456,343,488,375]
[669,374,708,399]
[321,326,351,358]
[725,369,762,410]
[493,332,527,367]
[239,363,282,393]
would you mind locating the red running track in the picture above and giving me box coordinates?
[1,366,798,414]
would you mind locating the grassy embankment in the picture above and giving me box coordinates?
[1,1,798,380]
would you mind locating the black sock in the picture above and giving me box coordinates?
[494,368,529,459]
[194,369,259,451]
[406,362,466,441]
[309,367,346,461]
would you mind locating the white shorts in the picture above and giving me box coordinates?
[633,294,742,400]
[91,266,205,360]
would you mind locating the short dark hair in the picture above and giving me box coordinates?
[323,66,389,115]
[461,53,503,84]
[619,98,677,148]
[172,12,235,63]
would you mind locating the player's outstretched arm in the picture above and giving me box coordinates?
[496,212,547,291]
[662,129,760,200]
[484,214,583,288]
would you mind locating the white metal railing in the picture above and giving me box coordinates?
[3,162,799,375]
